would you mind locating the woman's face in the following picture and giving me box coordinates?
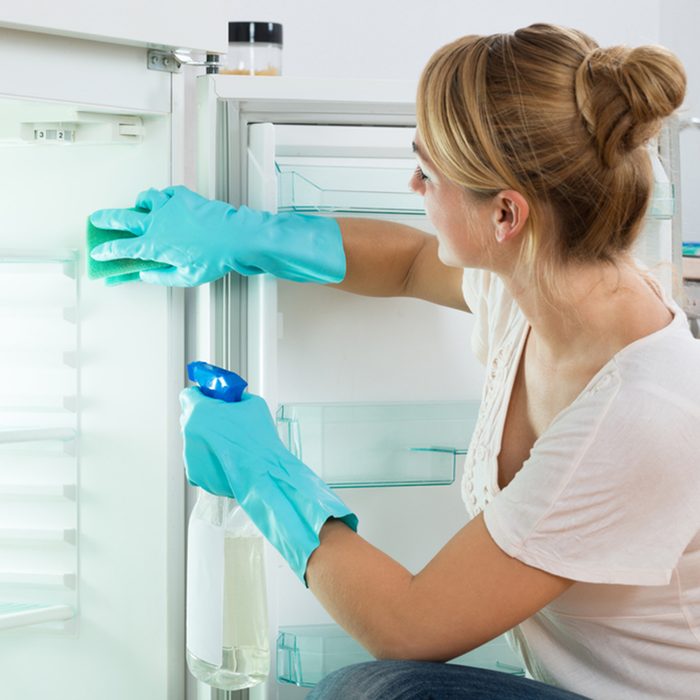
[409,133,493,269]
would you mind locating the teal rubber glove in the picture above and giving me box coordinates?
[89,186,346,287]
[179,386,358,584]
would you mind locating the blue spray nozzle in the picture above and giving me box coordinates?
[187,361,248,403]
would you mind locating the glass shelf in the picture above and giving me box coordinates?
[276,161,425,215]
[276,163,673,219]
[276,625,525,688]
[648,180,674,219]
[273,147,674,219]
[276,401,479,488]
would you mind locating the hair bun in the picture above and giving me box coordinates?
[575,45,686,167]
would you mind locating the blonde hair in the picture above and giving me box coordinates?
[416,24,686,291]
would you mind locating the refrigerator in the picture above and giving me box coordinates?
[0,16,682,700]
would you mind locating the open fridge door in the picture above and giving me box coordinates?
[0,29,185,700]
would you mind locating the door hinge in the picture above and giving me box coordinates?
[147,49,221,74]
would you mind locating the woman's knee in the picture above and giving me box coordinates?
[304,659,591,700]
[307,660,422,700]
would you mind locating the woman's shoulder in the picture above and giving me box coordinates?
[541,325,700,480]
[611,302,700,402]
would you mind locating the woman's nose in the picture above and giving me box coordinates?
[409,171,424,195]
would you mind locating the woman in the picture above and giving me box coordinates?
[90,24,699,700]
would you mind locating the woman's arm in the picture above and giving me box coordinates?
[331,218,470,312]
[306,514,572,662]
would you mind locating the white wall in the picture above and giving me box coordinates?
[229,0,660,79]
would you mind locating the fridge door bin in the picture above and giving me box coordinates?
[275,159,424,215]
[276,624,525,688]
[276,401,478,488]
[648,180,674,219]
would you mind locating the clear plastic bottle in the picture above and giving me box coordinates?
[186,490,270,691]
[220,21,283,76]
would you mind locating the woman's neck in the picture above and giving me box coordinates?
[500,257,673,373]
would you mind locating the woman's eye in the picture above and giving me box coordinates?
[414,165,430,182]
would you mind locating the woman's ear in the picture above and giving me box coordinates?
[492,190,529,243]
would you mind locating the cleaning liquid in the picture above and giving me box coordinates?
[186,491,270,690]
[184,362,270,690]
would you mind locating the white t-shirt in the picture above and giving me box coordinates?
[461,268,700,700]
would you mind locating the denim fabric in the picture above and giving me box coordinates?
[306,660,591,700]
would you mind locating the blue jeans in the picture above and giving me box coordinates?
[306,660,591,699]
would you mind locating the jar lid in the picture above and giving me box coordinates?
[229,22,283,46]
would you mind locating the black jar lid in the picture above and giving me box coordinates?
[229,22,283,45]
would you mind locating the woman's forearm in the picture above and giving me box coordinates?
[306,515,573,663]
[331,218,468,311]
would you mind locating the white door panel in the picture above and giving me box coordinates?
[0,0,229,53]
[0,28,172,114]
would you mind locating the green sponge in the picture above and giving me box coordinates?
[86,208,171,285]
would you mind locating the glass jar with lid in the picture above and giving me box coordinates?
[221,21,283,76]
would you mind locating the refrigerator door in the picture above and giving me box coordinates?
[0,30,185,700]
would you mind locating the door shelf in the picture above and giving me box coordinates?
[0,602,73,631]
[649,180,674,219]
[0,483,76,500]
[0,427,76,444]
[276,624,525,688]
[0,528,76,544]
[276,162,424,215]
[276,401,479,488]
[0,572,76,588]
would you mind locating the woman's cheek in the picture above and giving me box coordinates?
[423,193,442,230]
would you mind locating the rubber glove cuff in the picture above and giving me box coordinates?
[231,206,346,284]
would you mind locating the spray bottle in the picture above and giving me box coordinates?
[185,361,270,691]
